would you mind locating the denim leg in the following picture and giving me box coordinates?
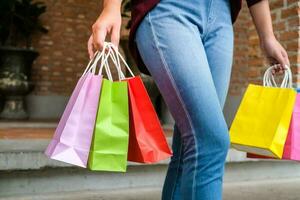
[135,1,232,199]
[162,3,234,198]
[162,124,183,199]
[202,1,234,108]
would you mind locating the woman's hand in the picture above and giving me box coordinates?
[260,36,290,74]
[249,0,290,74]
[87,0,122,59]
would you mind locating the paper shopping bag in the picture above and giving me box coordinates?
[230,65,297,158]
[247,91,300,161]
[44,73,88,157]
[45,72,102,167]
[126,76,172,163]
[44,50,106,168]
[283,92,300,160]
[88,79,129,172]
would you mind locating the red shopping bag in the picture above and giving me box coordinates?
[103,42,172,163]
[126,76,172,163]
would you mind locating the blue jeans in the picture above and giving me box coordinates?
[135,0,234,199]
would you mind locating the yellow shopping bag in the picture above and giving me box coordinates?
[230,65,297,158]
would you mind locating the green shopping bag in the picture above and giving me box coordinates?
[88,78,129,172]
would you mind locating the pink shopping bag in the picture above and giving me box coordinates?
[247,92,300,161]
[45,52,103,168]
[44,74,86,156]
[282,93,300,160]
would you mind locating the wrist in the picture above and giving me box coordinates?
[259,30,276,40]
[103,0,121,10]
[259,32,276,44]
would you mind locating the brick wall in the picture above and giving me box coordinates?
[31,0,300,96]
[229,0,300,96]
[230,2,250,96]
[31,0,101,95]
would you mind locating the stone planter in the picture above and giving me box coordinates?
[0,47,38,119]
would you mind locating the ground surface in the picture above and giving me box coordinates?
[1,178,300,200]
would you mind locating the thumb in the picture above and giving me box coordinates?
[274,50,287,70]
[281,50,290,67]
[110,24,120,49]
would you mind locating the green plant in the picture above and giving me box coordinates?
[0,0,48,48]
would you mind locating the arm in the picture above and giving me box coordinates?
[87,0,122,58]
[249,0,289,73]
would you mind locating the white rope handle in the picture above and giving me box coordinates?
[101,49,113,81]
[81,45,109,78]
[109,45,127,80]
[263,67,278,87]
[81,42,114,80]
[80,42,134,81]
[81,51,102,77]
[97,42,129,81]
[104,42,135,78]
[263,65,290,88]
[92,45,109,75]
[97,42,121,81]
[106,45,126,80]
[263,64,292,88]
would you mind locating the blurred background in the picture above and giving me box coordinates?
[0,0,300,199]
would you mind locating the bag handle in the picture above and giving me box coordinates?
[81,42,134,81]
[263,64,292,88]
[263,66,290,88]
[94,42,123,81]
[101,48,113,81]
[81,45,110,77]
[111,54,125,80]
[81,51,101,77]
[97,45,113,80]
[104,42,135,79]
[82,42,114,81]
[106,45,126,80]
[97,42,134,81]
[96,43,121,81]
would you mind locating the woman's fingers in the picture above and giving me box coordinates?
[92,24,107,51]
[281,49,290,67]
[110,24,121,49]
[89,24,121,58]
[261,37,290,75]
[274,51,286,69]
[270,49,290,75]
[87,35,95,59]
[87,1,122,58]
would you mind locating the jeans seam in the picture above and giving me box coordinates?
[202,0,216,41]
[170,137,183,199]
[147,12,198,200]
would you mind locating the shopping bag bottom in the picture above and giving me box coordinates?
[45,139,88,168]
[231,143,280,158]
[88,151,128,172]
